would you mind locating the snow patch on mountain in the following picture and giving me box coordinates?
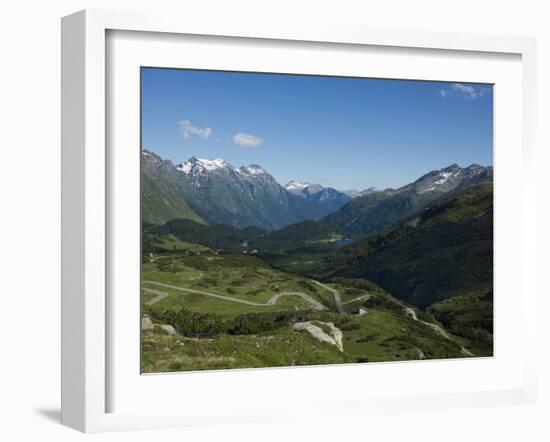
[176,157,233,175]
[177,161,192,174]
[419,164,492,193]
[141,149,163,166]
[176,155,271,180]
[437,172,453,183]
[198,158,229,171]
[285,181,311,191]
[238,164,267,176]
[343,187,378,198]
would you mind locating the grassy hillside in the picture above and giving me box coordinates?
[143,219,268,253]
[324,189,439,236]
[253,220,343,253]
[143,218,344,254]
[428,290,493,354]
[323,164,492,237]
[328,183,493,308]
[141,173,205,225]
[141,252,471,373]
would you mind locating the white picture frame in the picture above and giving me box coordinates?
[61,9,538,433]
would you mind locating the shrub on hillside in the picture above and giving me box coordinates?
[148,307,225,338]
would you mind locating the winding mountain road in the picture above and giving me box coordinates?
[311,280,344,313]
[142,280,326,310]
[401,304,473,356]
[403,306,451,339]
[143,288,169,305]
[342,294,372,305]
[143,279,473,356]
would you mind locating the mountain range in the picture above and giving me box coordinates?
[342,187,378,199]
[142,151,351,229]
[142,150,493,238]
[324,163,493,236]
[284,181,352,215]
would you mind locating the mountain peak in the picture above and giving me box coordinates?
[415,163,492,193]
[176,157,233,175]
[142,149,163,164]
[285,181,326,197]
[363,186,378,193]
[465,163,486,171]
[343,187,378,198]
[238,164,267,176]
[198,158,231,170]
[442,163,461,172]
[285,181,312,191]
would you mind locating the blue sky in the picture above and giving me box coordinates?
[141,68,493,190]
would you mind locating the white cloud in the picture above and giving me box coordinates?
[179,120,212,140]
[233,132,264,148]
[438,83,491,100]
[452,83,484,99]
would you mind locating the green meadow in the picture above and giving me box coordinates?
[141,252,471,373]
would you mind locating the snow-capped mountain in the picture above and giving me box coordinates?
[176,157,270,178]
[285,181,311,192]
[324,163,493,236]
[142,150,492,234]
[284,180,351,214]
[176,157,232,175]
[237,164,268,176]
[412,163,493,194]
[142,151,345,229]
[342,187,378,199]
[285,181,324,197]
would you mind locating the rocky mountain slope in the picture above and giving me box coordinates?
[342,187,378,199]
[324,163,493,236]
[142,151,343,229]
[141,152,205,225]
[285,181,351,215]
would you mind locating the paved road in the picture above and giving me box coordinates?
[342,294,371,305]
[142,280,326,310]
[403,306,451,339]
[143,279,473,356]
[143,288,169,305]
[311,280,344,313]
[308,279,470,357]
[401,304,473,356]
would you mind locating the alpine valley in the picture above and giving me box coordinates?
[141,149,494,373]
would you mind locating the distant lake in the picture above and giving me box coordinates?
[336,239,354,246]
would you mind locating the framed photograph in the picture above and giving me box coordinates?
[61,9,538,432]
